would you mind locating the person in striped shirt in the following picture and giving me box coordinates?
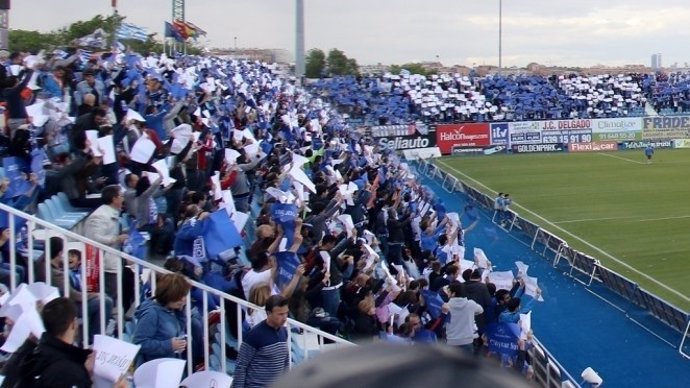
[232,295,290,388]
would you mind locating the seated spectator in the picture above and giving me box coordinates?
[36,237,113,341]
[0,227,26,285]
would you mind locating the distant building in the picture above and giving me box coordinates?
[359,63,389,75]
[651,53,662,70]
[208,48,292,64]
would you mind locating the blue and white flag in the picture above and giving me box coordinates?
[486,322,521,360]
[126,219,149,260]
[421,290,444,319]
[30,149,48,187]
[2,157,32,198]
[115,22,149,42]
[203,210,243,260]
[274,251,301,290]
[271,203,298,248]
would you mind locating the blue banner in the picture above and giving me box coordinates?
[30,149,47,187]
[422,290,445,319]
[203,210,243,259]
[274,251,301,290]
[126,219,148,260]
[272,202,298,247]
[3,157,32,198]
[490,123,509,145]
[486,322,521,359]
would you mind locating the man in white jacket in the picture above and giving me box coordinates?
[442,282,484,353]
[84,185,129,305]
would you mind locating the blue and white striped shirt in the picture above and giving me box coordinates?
[231,320,289,388]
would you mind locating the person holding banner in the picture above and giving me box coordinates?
[16,297,127,388]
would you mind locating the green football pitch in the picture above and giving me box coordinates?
[435,149,690,311]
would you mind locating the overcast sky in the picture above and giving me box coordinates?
[10,0,690,68]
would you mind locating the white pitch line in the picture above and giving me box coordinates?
[435,159,690,302]
[596,152,645,165]
[554,216,639,224]
[635,215,690,223]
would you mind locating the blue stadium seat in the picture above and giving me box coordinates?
[53,194,90,216]
[37,203,80,229]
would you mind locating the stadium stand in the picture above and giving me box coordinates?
[2,49,690,387]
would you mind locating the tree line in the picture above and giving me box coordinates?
[8,14,200,55]
[305,48,437,78]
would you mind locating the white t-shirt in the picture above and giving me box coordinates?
[241,268,273,297]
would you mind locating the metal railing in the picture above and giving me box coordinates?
[0,202,354,377]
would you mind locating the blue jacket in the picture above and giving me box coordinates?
[132,299,186,365]
[40,73,64,99]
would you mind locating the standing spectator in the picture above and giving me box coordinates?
[132,273,193,366]
[83,185,132,308]
[442,282,483,354]
[493,193,504,223]
[69,108,108,154]
[74,69,105,107]
[3,70,34,139]
[501,194,512,226]
[76,93,97,116]
[16,297,127,388]
[232,295,290,388]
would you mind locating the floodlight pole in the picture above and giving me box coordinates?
[498,0,502,74]
[295,0,306,82]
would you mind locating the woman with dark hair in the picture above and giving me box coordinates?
[133,173,162,230]
[132,273,202,366]
[134,173,175,255]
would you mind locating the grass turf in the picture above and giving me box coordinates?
[436,149,690,311]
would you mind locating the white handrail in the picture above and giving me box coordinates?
[0,202,353,371]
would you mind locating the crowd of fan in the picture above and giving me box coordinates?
[0,49,542,386]
[308,71,675,125]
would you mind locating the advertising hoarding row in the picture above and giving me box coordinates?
[369,116,690,154]
[434,116,690,154]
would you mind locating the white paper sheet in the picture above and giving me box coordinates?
[473,248,491,269]
[488,271,515,292]
[515,261,529,278]
[86,130,102,157]
[524,276,544,302]
[133,358,186,388]
[151,159,176,187]
[93,335,141,382]
[97,135,116,165]
[130,137,156,164]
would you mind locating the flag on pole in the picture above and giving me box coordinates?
[172,20,190,40]
[164,22,185,42]
[173,19,196,39]
[183,20,207,36]
[115,22,149,42]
